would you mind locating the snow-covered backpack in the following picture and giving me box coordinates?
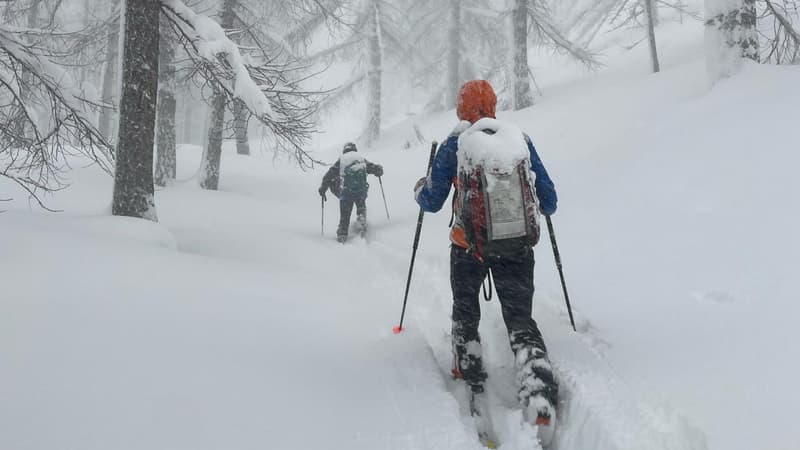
[456,119,540,259]
[339,152,369,199]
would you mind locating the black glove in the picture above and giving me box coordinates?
[318,186,327,201]
[375,165,384,177]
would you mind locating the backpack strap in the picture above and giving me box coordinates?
[459,171,478,257]
[448,186,457,227]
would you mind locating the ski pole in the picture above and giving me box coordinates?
[320,196,325,236]
[546,216,576,332]
[378,176,390,221]
[394,141,438,334]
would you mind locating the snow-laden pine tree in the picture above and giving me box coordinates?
[112,0,160,219]
[162,0,322,190]
[705,0,759,81]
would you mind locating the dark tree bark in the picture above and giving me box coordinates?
[199,0,235,190]
[112,0,160,220]
[155,15,177,187]
[512,0,533,109]
[200,87,225,190]
[644,0,661,72]
[233,97,250,155]
[446,0,462,107]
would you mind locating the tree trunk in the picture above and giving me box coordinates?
[78,0,91,87]
[199,0,235,190]
[99,21,119,143]
[200,87,225,190]
[18,0,42,136]
[365,0,382,146]
[233,96,250,155]
[229,7,250,156]
[446,0,462,107]
[512,0,533,109]
[181,92,194,145]
[23,1,41,96]
[112,0,160,220]
[705,0,759,81]
[155,16,177,187]
[644,0,661,73]
[651,0,660,26]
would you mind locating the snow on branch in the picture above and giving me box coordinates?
[0,27,114,208]
[160,0,324,168]
[162,0,273,118]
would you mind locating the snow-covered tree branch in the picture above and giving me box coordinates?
[160,0,324,173]
[0,19,113,207]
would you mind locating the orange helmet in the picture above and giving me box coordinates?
[456,80,497,124]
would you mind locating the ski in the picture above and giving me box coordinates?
[469,389,498,449]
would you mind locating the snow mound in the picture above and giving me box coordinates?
[3,212,177,250]
[458,118,529,173]
[339,151,367,173]
[71,216,178,249]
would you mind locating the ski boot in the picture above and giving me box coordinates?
[523,394,556,447]
[516,347,558,447]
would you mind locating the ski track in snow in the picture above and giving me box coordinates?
[406,234,707,450]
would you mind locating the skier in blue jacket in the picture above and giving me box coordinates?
[414,80,558,444]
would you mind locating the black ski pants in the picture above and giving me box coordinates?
[337,198,367,240]
[450,244,555,404]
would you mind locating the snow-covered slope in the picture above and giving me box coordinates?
[2,17,799,450]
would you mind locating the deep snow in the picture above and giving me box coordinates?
[2,13,800,450]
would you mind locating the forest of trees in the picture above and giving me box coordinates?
[0,0,797,218]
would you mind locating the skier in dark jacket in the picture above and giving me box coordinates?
[319,142,383,243]
[413,80,558,444]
